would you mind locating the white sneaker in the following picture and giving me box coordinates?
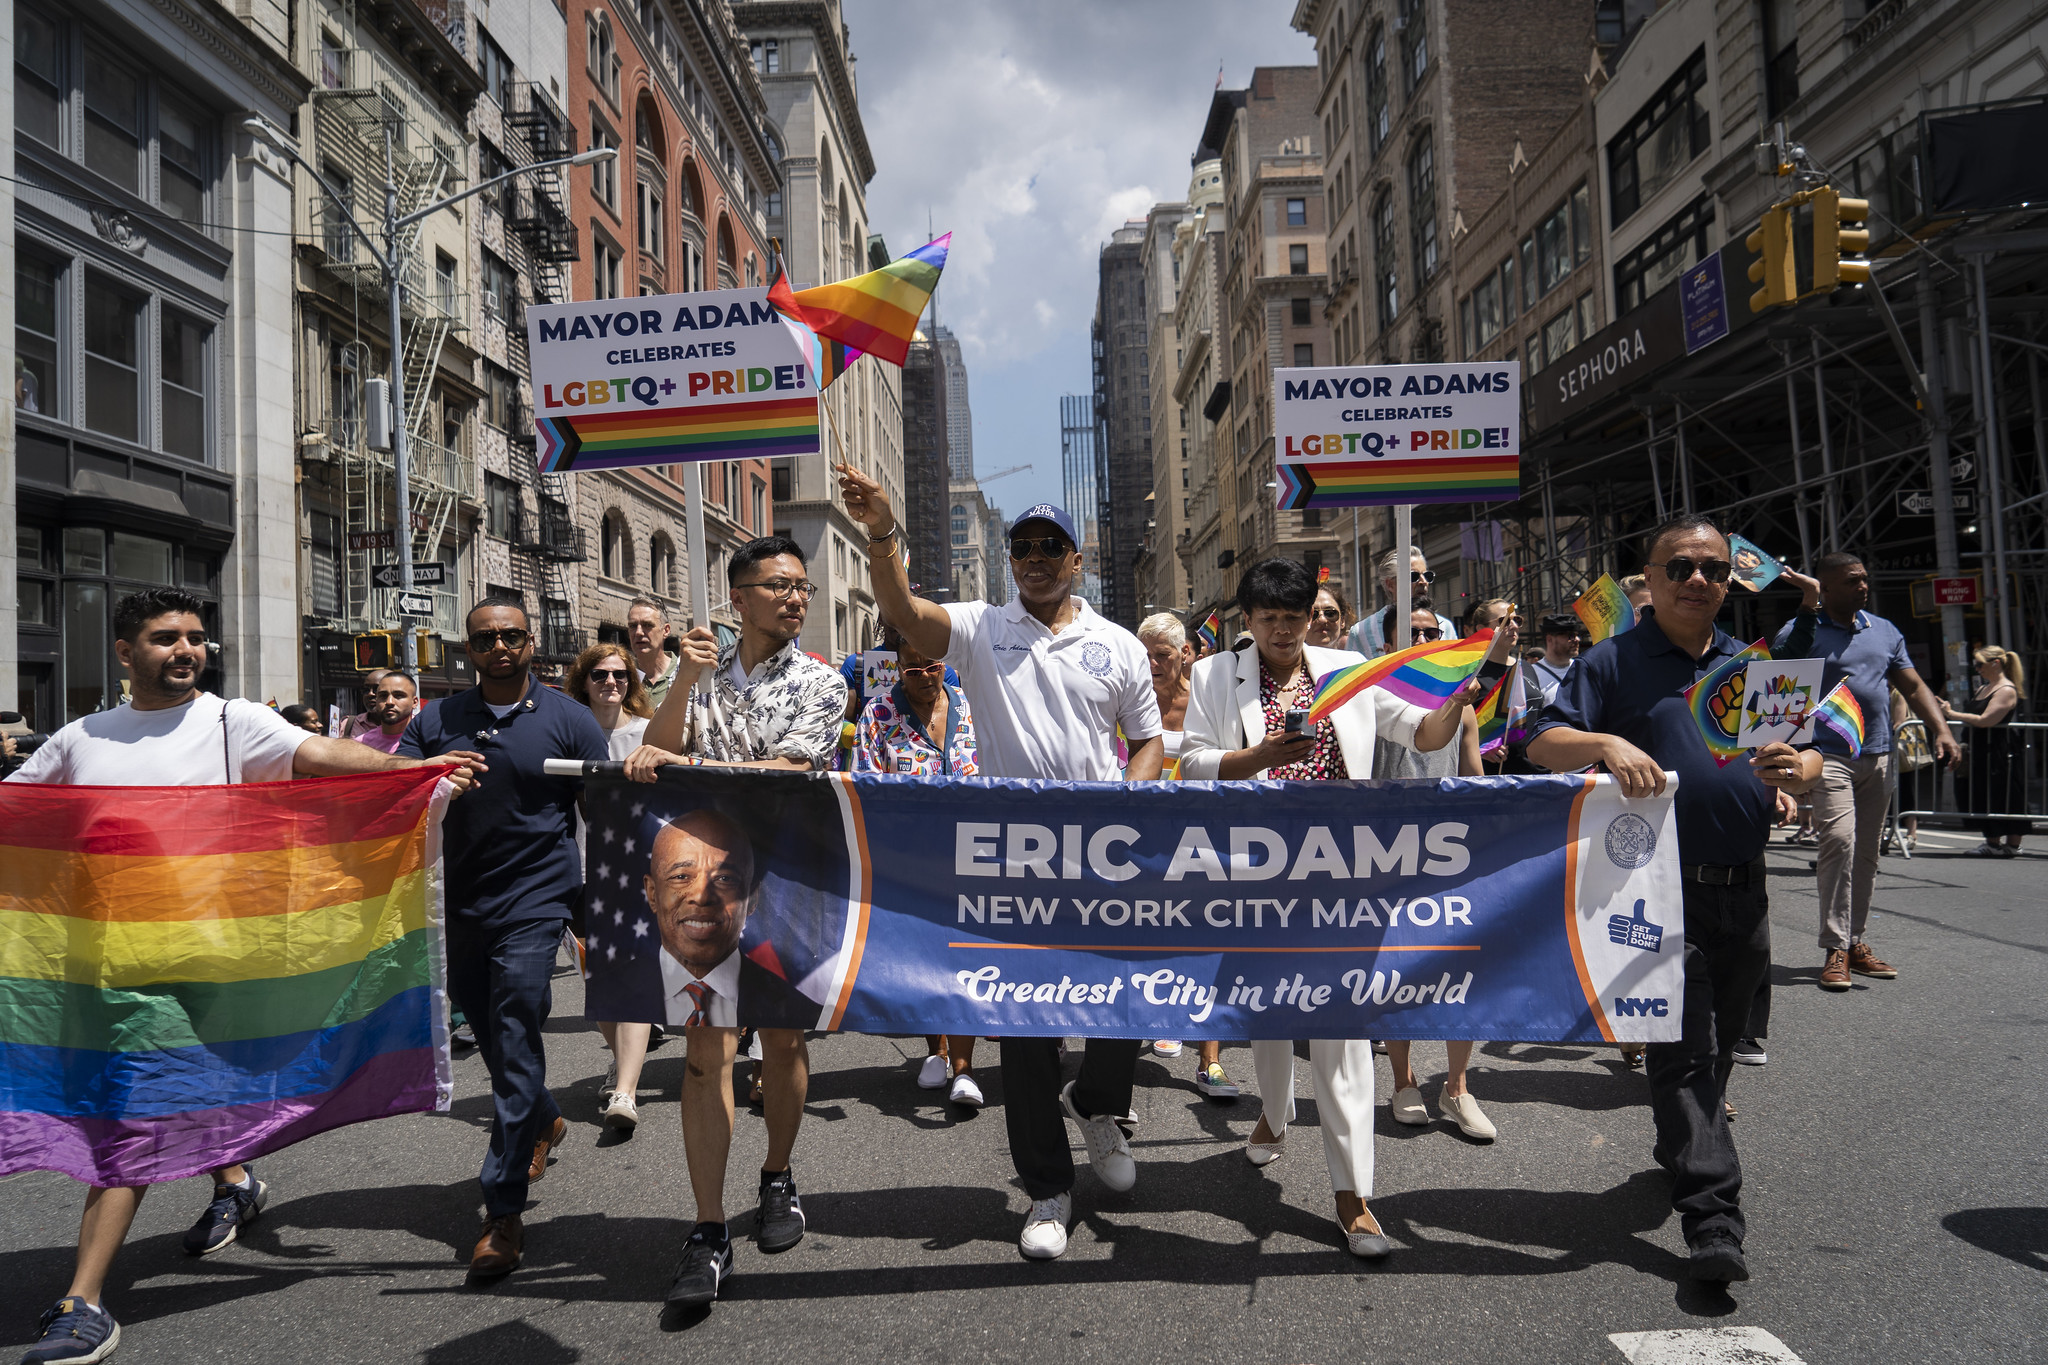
[917,1054,949,1089]
[1390,1085,1430,1125]
[602,1060,619,1094]
[1019,1191,1072,1259]
[1439,1088,1496,1141]
[1060,1081,1136,1192]
[601,1089,639,1131]
[949,1072,985,1108]
[1152,1040,1183,1058]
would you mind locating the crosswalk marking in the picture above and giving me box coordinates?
[1608,1326,1806,1364]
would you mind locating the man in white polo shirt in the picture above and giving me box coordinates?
[836,464,1163,1261]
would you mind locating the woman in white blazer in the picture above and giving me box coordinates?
[1179,558,1474,1258]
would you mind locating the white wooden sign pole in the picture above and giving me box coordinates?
[1394,502,1413,652]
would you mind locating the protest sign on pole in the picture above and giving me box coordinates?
[564,765,1684,1043]
[1271,362,1522,509]
[525,286,819,474]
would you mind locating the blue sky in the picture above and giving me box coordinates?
[842,0,1314,518]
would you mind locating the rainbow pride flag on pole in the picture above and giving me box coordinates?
[1474,662,1528,757]
[1306,628,1495,724]
[789,234,951,368]
[1812,679,1866,757]
[1682,639,1772,766]
[1195,609,1223,652]
[1573,574,1636,644]
[0,768,450,1187]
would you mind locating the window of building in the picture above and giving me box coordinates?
[1763,1,1798,117]
[765,187,783,219]
[481,250,519,323]
[483,361,517,430]
[160,312,208,462]
[1526,333,1543,377]
[592,234,623,300]
[600,510,629,579]
[1500,252,1518,321]
[1286,197,1308,227]
[83,274,141,443]
[83,46,142,193]
[1408,133,1437,286]
[1577,291,1598,343]
[1607,47,1710,227]
[752,477,766,532]
[750,37,780,74]
[1571,182,1592,265]
[1613,194,1715,313]
[486,472,519,537]
[1289,243,1309,275]
[1400,0,1429,91]
[435,251,459,314]
[590,119,619,209]
[1535,199,1572,296]
[17,9,63,146]
[771,462,792,501]
[587,11,620,104]
[1374,194,1399,326]
[322,163,355,262]
[17,254,60,417]
[1365,25,1389,153]
[1543,307,1577,367]
[1293,343,1314,367]
[1519,235,1536,312]
[310,510,342,620]
[649,535,668,595]
[479,139,511,211]
[317,28,349,91]
[477,26,515,107]
[1473,270,1502,348]
[158,97,206,224]
[1291,296,1312,326]
[637,180,664,260]
[1459,295,1474,358]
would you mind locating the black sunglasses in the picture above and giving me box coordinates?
[588,668,631,682]
[1010,536,1072,561]
[467,628,531,651]
[1410,627,1443,642]
[1310,607,1344,621]
[1647,557,1733,585]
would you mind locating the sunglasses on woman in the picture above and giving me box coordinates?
[1310,607,1343,622]
[588,668,631,683]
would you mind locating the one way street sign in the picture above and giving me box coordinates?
[372,562,446,588]
[394,592,437,617]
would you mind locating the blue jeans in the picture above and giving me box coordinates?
[445,916,566,1217]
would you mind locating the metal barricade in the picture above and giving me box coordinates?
[1891,720,2043,852]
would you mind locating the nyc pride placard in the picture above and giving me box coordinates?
[525,287,819,473]
[1273,361,1522,509]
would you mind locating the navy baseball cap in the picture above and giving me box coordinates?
[1008,503,1079,548]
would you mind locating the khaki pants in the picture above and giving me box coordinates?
[1813,752,1891,951]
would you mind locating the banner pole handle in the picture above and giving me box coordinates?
[684,460,712,693]
[1395,503,1414,651]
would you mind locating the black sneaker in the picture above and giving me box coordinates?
[1688,1235,1750,1282]
[21,1296,120,1364]
[665,1226,733,1307]
[182,1169,268,1255]
[756,1169,805,1252]
[1730,1038,1768,1066]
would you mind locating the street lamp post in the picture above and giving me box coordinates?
[244,115,615,671]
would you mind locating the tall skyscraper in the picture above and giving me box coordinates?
[901,334,952,595]
[1093,222,1150,627]
[932,325,975,480]
[1059,394,1103,604]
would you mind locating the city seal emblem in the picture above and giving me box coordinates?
[1079,641,1114,678]
[1604,813,1657,869]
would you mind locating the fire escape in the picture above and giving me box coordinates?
[503,81,587,661]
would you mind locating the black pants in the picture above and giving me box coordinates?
[445,916,567,1217]
[1645,865,1770,1246]
[1000,1037,1142,1200]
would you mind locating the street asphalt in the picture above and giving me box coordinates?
[5,830,2042,1364]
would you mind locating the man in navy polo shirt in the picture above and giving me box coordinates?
[1774,554,1957,990]
[400,595,608,1278]
[1528,515,1820,1284]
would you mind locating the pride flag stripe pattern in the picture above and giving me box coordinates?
[1681,639,1772,767]
[1474,662,1527,757]
[1307,628,1495,724]
[790,234,951,368]
[1196,609,1223,651]
[1277,456,1520,509]
[537,398,820,473]
[1812,679,1866,757]
[0,767,450,1187]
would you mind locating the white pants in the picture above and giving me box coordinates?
[1250,1038,1375,1195]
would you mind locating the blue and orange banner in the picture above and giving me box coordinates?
[0,768,451,1187]
[578,767,1683,1043]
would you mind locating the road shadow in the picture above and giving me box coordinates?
[422,1319,582,1364]
[1941,1207,2048,1271]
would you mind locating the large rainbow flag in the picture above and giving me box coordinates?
[789,234,952,368]
[1306,628,1495,724]
[0,767,450,1187]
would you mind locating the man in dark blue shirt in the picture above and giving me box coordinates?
[1528,515,1820,1284]
[400,596,608,1278]
[1773,555,1957,990]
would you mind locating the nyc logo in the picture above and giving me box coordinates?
[1745,673,1814,733]
[1613,996,1670,1017]
[1607,900,1663,952]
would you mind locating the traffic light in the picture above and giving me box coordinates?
[415,631,444,670]
[353,630,396,670]
[1746,204,1795,313]
[1810,186,1870,291]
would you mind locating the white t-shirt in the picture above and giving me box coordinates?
[942,596,1162,782]
[602,715,650,761]
[7,692,312,786]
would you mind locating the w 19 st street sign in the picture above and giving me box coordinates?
[371,562,446,588]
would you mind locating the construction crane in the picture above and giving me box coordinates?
[975,464,1032,483]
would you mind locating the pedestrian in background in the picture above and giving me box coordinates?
[1306,583,1353,649]
[1346,546,1456,656]
[337,668,391,742]
[351,670,420,755]
[625,598,682,709]
[839,464,1163,1264]
[1528,514,1821,1284]
[565,643,657,1134]
[1528,613,1581,708]
[1776,555,1956,989]
[399,596,609,1279]
[1943,645,2028,857]
[279,703,324,734]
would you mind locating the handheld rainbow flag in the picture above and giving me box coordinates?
[1195,609,1222,651]
[1681,639,1772,766]
[1812,679,1866,757]
[768,263,865,391]
[1306,628,1495,724]
[1573,573,1636,644]
[789,234,951,368]
[0,768,450,1186]
[1473,662,1529,757]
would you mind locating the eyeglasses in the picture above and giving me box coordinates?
[1409,570,1437,584]
[588,668,631,682]
[1310,607,1344,621]
[1011,536,1072,561]
[735,579,818,599]
[1410,627,1444,643]
[467,628,531,652]
[1647,557,1733,585]
[900,661,945,676]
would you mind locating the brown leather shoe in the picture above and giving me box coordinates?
[528,1115,567,1182]
[471,1213,522,1275]
[1848,942,1897,978]
[1819,949,1852,991]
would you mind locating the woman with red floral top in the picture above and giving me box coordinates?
[852,630,984,1106]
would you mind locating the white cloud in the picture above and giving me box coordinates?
[840,0,1313,514]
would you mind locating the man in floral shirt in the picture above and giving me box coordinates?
[634,533,846,1312]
